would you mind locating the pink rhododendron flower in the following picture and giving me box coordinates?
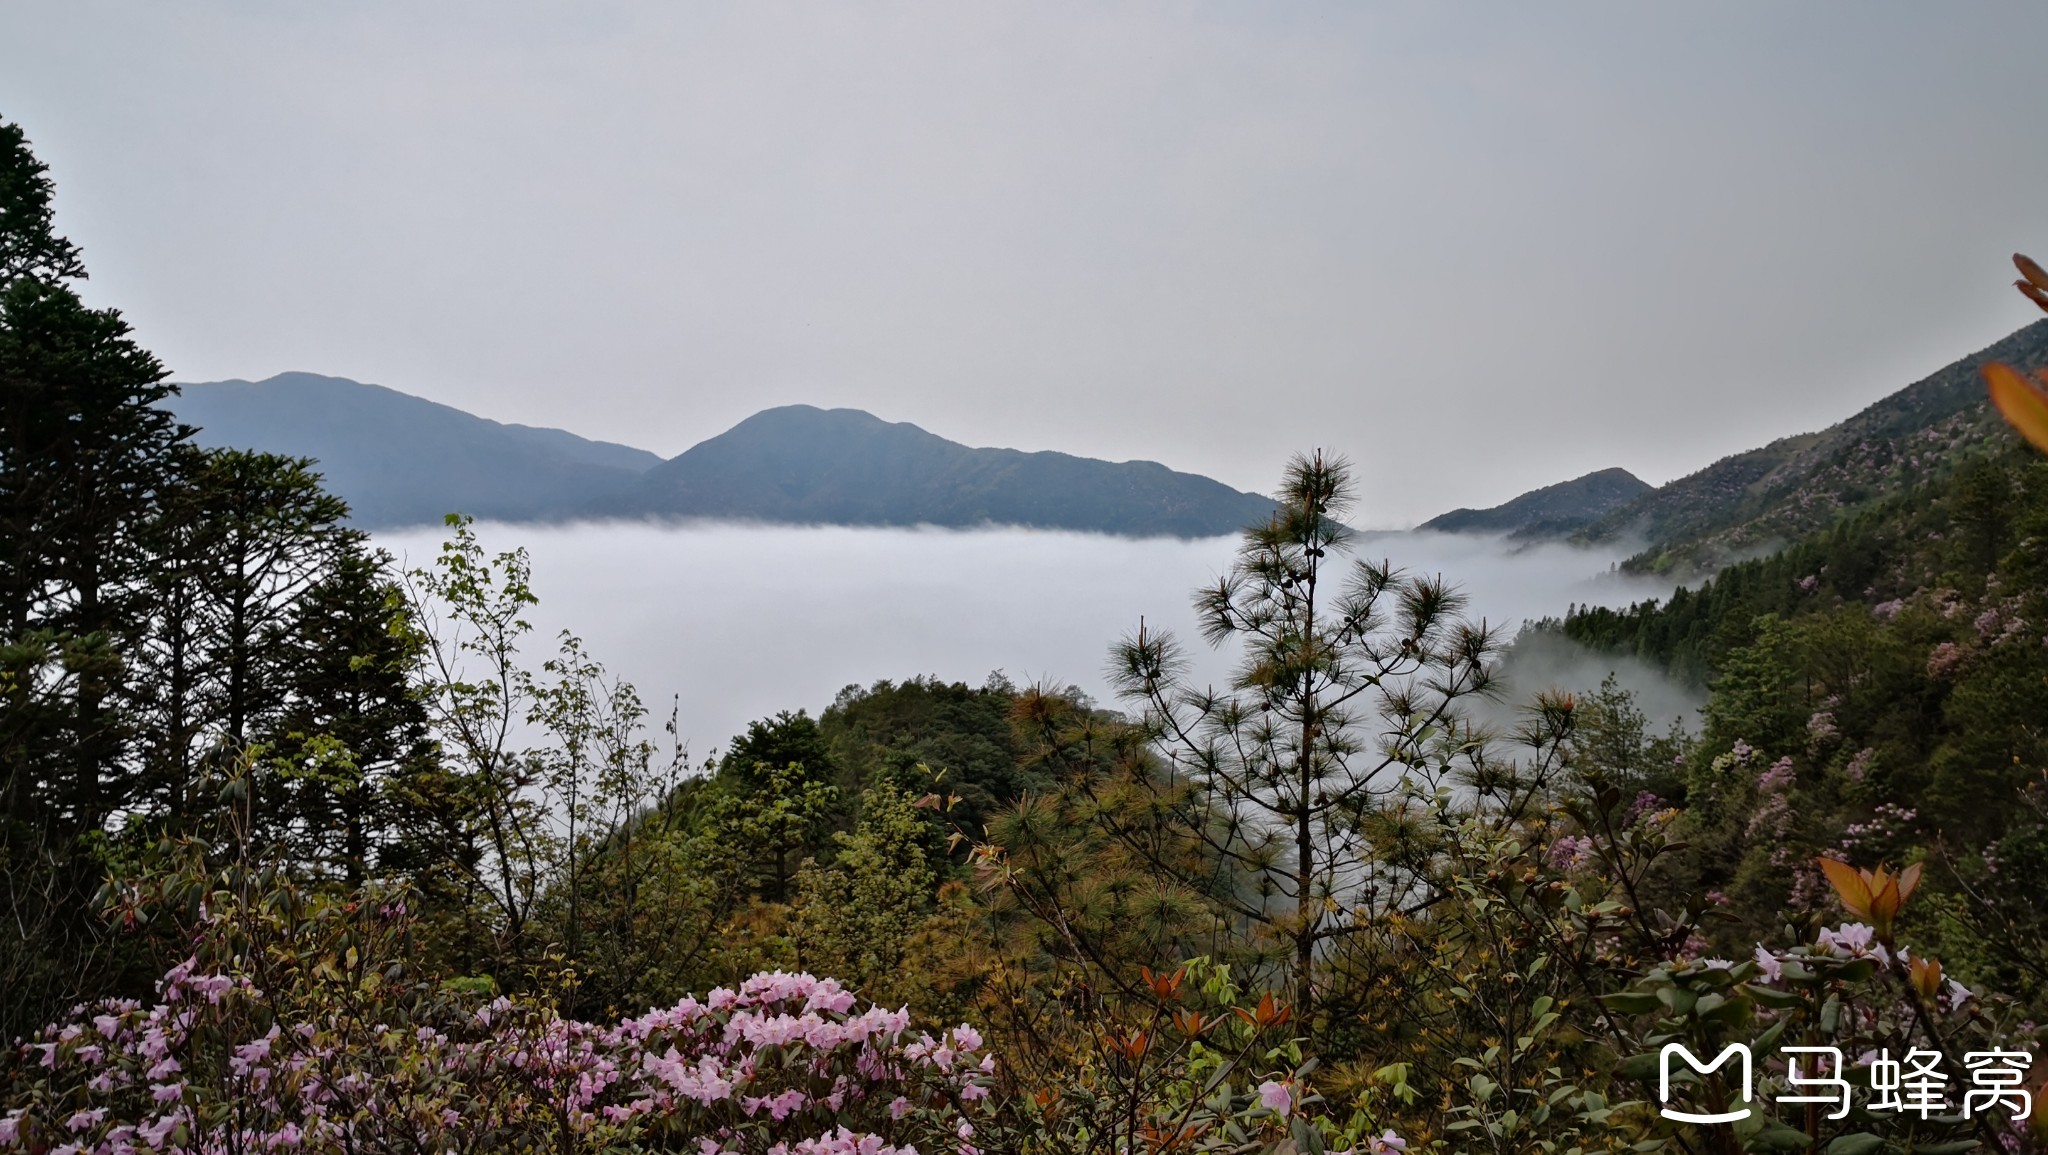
[1258,1080,1293,1114]
[1753,945,1784,982]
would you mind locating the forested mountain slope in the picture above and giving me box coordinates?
[1532,433,2048,983]
[1579,318,2048,575]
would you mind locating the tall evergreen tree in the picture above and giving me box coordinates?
[0,116,189,1038]
[1109,452,1500,1013]
[0,120,84,288]
[0,121,187,837]
[264,541,436,886]
[190,450,351,749]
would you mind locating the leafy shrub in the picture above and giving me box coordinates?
[0,860,993,1154]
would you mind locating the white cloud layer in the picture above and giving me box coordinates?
[374,522,1683,758]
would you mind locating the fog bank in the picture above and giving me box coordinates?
[374,522,1687,758]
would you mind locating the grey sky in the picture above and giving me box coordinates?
[3,2,2045,524]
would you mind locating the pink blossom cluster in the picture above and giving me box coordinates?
[1747,924,1973,1008]
[1843,747,1875,784]
[1840,803,1916,853]
[1749,757,1799,855]
[1926,641,1967,679]
[1546,835,1594,872]
[2,962,994,1155]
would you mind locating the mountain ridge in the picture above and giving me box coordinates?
[611,404,1276,536]
[170,373,661,526]
[165,375,1277,538]
[1584,317,2048,575]
[1419,467,1650,538]
[1419,318,2048,578]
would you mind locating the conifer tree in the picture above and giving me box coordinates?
[0,125,185,820]
[0,120,84,287]
[264,541,436,886]
[1109,452,1499,1013]
[189,450,352,749]
[0,116,188,1038]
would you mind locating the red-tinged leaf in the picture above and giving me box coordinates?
[1986,362,2048,454]
[2017,253,2048,291]
[1896,861,1923,903]
[1816,856,1875,919]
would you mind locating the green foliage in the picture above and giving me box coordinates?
[0,118,189,1037]
[13,107,2048,1154]
[795,783,939,1003]
[0,120,83,287]
[1108,451,1501,1010]
[820,674,1044,842]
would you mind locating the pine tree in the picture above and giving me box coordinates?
[1109,452,1499,1013]
[190,450,351,749]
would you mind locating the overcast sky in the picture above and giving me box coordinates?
[4,3,2046,524]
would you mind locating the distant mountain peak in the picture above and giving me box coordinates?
[1420,467,1651,538]
[1581,317,2048,576]
[1417,318,2048,577]
[614,403,1274,536]
[165,378,1276,538]
[168,373,664,527]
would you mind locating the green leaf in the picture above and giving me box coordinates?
[1745,985,1804,1010]
[1657,985,1698,1016]
[1616,1052,1661,1082]
[1824,1133,1886,1155]
[1602,991,1662,1015]
[1749,1124,1816,1152]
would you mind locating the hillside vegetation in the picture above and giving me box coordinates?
[1418,466,1649,537]
[1578,319,2048,575]
[8,114,2047,1155]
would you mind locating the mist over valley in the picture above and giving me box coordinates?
[374,519,1689,759]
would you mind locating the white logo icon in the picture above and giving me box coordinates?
[1659,1043,1754,1124]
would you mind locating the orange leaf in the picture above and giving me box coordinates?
[2018,253,2048,292]
[1817,856,1875,919]
[1909,956,1944,1000]
[1868,869,1904,926]
[1985,363,2048,455]
[1141,965,1186,1001]
[1896,861,1923,903]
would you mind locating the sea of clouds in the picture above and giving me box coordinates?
[372,521,1698,760]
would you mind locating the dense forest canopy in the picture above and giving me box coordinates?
[5,113,2048,1155]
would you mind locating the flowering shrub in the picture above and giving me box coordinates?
[1600,859,2040,1154]
[968,952,1401,1155]
[3,960,991,1154]
[0,868,993,1155]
